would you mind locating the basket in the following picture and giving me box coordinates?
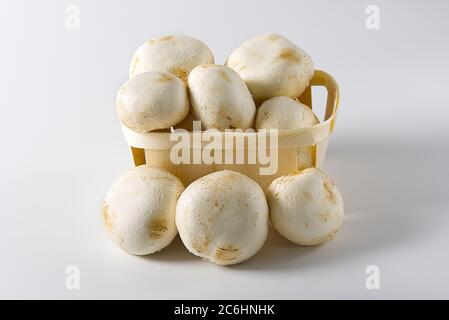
[121,70,340,190]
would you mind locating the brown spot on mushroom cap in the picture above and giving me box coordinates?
[148,218,168,239]
[318,211,332,223]
[328,228,340,242]
[159,35,175,41]
[153,73,174,83]
[323,180,337,203]
[304,191,312,199]
[214,245,240,262]
[102,204,113,232]
[192,235,211,253]
[277,48,300,63]
[266,34,281,41]
[219,70,231,82]
[170,67,188,83]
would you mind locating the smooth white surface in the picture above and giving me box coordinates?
[0,0,448,299]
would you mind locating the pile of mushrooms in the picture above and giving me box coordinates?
[103,34,344,265]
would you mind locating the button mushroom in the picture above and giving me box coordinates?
[103,165,185,255]
[255,96,319,169]
[266,168,344,246]
[188,64,256,130]
[226,33,314,104]
[116,71,189,132]
[129,35,214,83]
[176,170,269,265]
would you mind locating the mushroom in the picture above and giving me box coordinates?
[176,170,269,265]
[188,64,256,130]
[116,71,189,132]
[129,35,214,83]
[255,96,319,169]
[103,165,185,255]
[266,168,344,246]
[226,33,314,104]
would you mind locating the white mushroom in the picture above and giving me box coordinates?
[116,71,189,132]
[188,64,256,130]
[256,96,318,130]
[226,33,314,104]
[176,170,268,265]
[103,165,185,255]
[266,168,344,246]
[129,35,214,83]
[255,96,319,169]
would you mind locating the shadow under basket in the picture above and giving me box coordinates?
[121,70,340,190]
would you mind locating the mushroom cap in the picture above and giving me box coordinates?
[129,35,214,83]
[226,33,314,104]
[188,64,256,130]
[255,96,319,169]
[267,168,344,246]
[103,165,185,255]
[116,71,189,132]
[255,96,318,130]
[176,170,269,265]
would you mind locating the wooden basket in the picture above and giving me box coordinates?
[121,70,340,190]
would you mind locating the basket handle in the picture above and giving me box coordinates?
[310,70,340,124]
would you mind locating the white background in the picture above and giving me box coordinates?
[1,0,448,299]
